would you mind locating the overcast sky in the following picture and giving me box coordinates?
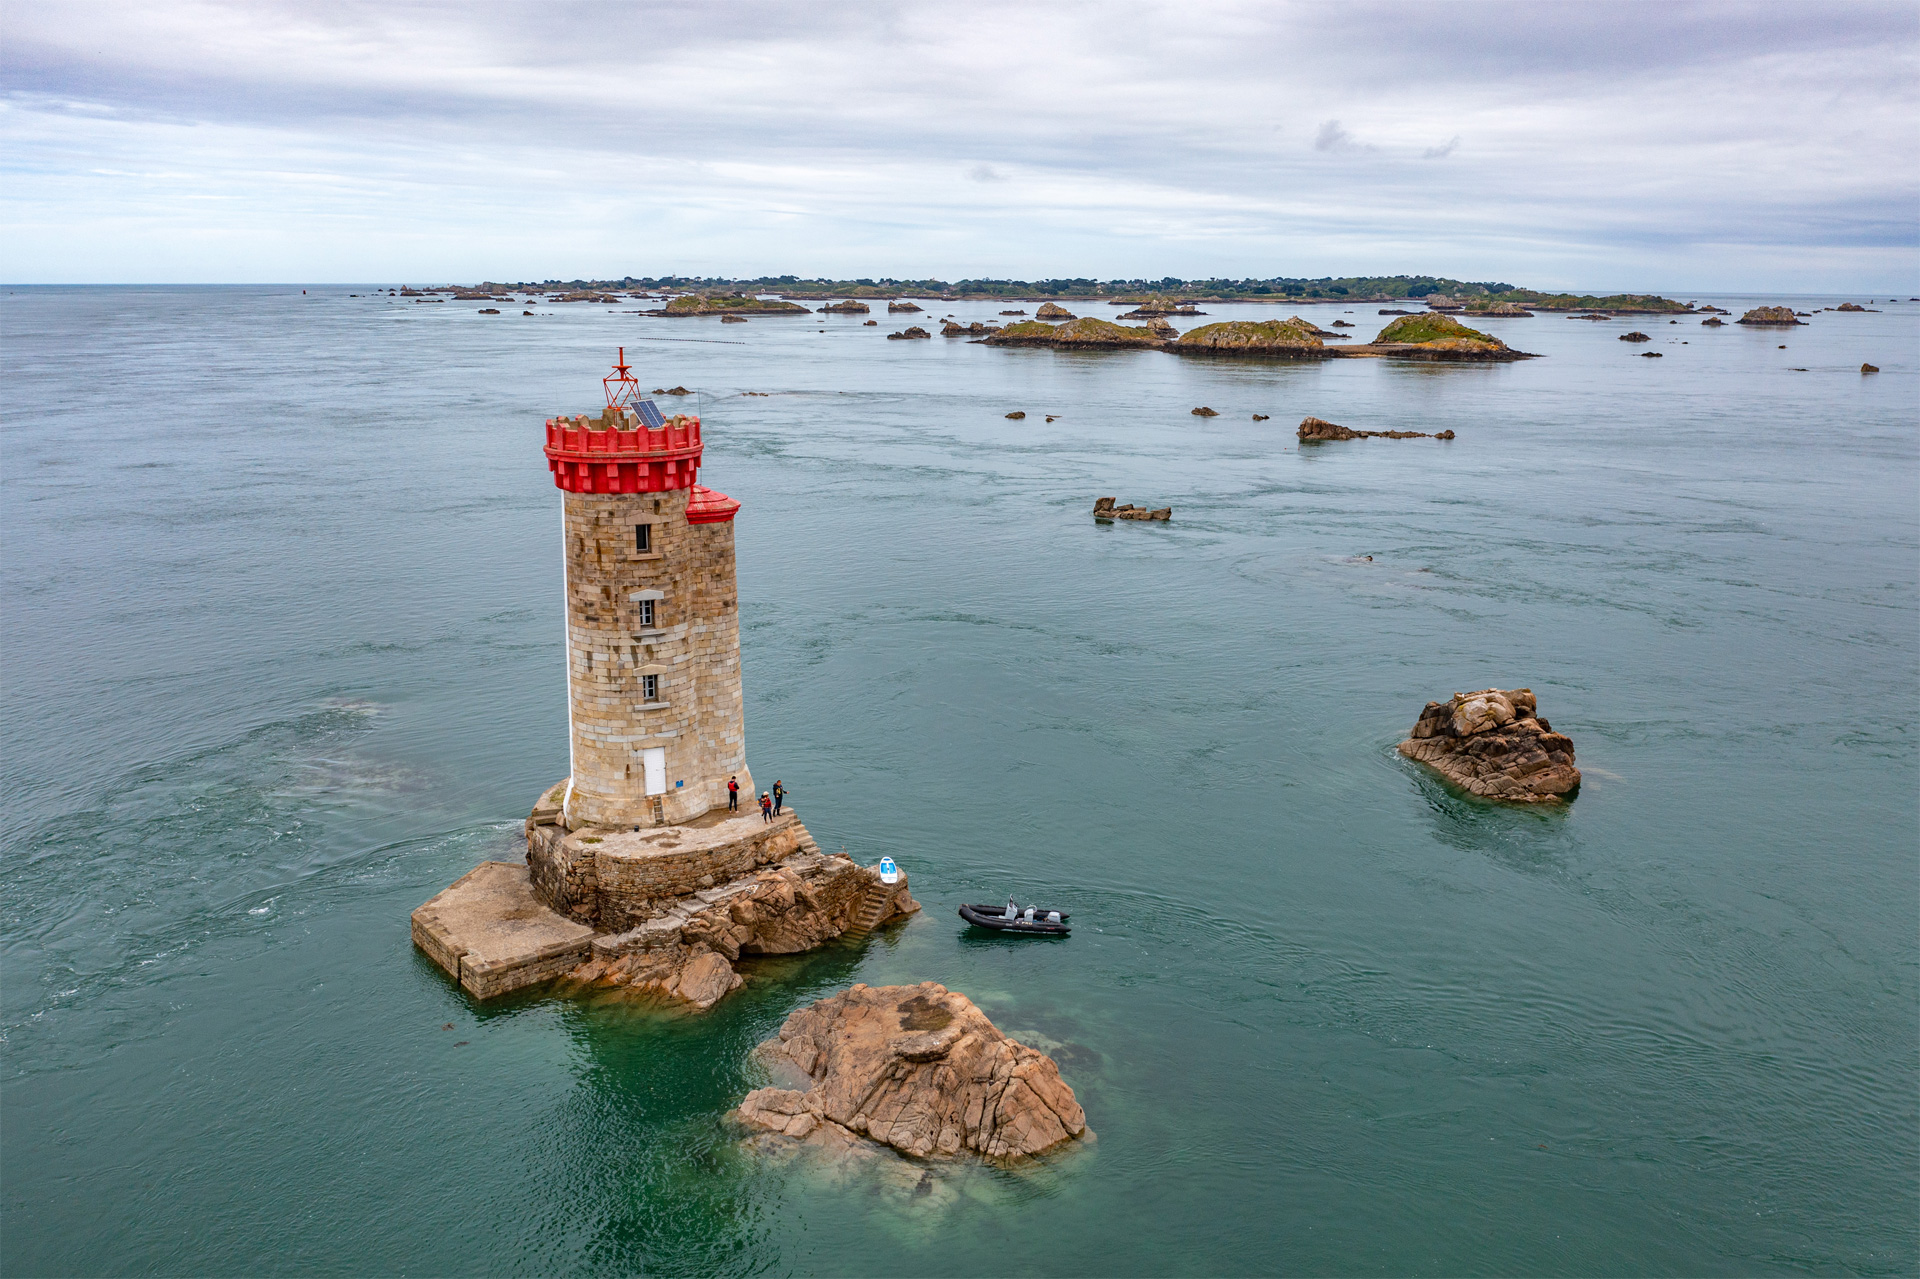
[3,1,1915,290]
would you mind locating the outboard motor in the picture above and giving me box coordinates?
[1046,911,1062,924]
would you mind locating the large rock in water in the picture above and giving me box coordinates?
[1736,306,1802,326]
[1172,318,1326,356]
[1396,688,1580,802]
[735,982,1091,1161]
[1035,301,1076,319]
[1298,416,1453,441]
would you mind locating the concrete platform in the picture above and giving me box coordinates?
[411,861,595,999]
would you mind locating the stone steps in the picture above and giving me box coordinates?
[840,882,891,940]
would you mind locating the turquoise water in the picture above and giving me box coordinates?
[3,287,1915,1275]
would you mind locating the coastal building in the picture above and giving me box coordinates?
[411,352,916,1003]
[544,350,750,827]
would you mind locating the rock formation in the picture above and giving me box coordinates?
[1191,406,1219,416]
[1035,302,1076,319]
[1737,306,1803,326]
[1639,352,1663,358]
[887,300,923,312]
[520,783,920,1010]
[1252,413,1270,421]
[734,983,1092,1161]
[941,320,1003,337]
[1620,331,1651,342]
[654,295,808,316]
[1005,411,1026,419]
[887,326,931,340]
[1171,318,1326,357]
[985,318,1165,348]
[1297,416,1454,441]
[561,855,920,1009]
[1000,310,1028,316]
[1696,305,1729,314]
[1462,301,1535,317]
[722,314,749,323]
[1862,363,1879,373]
[1093,497,1171,521]
[1396,688,1580,802]
[1702,317,1725,326]
[1837,302,1866,312]
[1363,313,1527,359]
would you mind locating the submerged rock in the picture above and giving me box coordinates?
[1297,416,1453,441]
[1396,688,1580,802]
[734,982,1092,1161]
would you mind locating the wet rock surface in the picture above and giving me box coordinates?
[735,982,1092,1161]
[1093,497,1170,521]
[1396,688,1580,802]
[565,855,919,1010]
[1035,302,1076,319]
[887,326,931,340]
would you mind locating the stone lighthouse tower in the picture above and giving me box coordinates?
[544,350,750,827]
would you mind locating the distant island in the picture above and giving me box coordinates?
[415,273,1697,313]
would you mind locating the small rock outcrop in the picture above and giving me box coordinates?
[887,326,931,340]
[819,300,871,314]
[1836,302,1866,312]
[887,300,923,312]
[735,983,1092,1161]
[941,320,1003,337]
[1171,318,1325,357]
[1093,497,1170,521]
[984,318,1165,348]
[1006,411,1026,419]
[1035,302,1076,319]
[1862,363,1879,373]
[654,386,693,396]
[1297,416,1454,442]
[1396,688,1580,802]
[722,314,749,323]
[655,295,808,316]
[1191,406,1219,417]
[1462,301,1535,317]
[1620,331,1651,342]
[1000,310,1028,316]
[1702,317,1725,326]
[1737,306,1803,326]
[1368,313,1520,357]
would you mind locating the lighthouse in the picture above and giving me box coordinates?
[543,351,749,828]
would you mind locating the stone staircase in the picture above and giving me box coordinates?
[840,881,892,941]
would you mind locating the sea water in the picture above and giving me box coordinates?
[3,287,1915,1275]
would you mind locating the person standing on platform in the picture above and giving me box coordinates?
[772,781,786,815]
[760,791,773,823]
[728,776,740,811]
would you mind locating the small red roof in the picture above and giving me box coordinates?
[685,484,741,524]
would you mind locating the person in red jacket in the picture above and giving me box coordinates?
[727,776,740,811]
[759,791,773,823]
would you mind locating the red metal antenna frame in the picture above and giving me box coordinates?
[604,346,642,409]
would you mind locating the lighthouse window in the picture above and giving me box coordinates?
[635,523,651,552]
[637,598,654,627]
[642,674,659,701]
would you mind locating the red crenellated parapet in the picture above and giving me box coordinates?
[544,413,703,494]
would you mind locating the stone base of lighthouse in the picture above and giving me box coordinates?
[412,783,919,1007]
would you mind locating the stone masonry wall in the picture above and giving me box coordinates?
[562,487,751,828]
[528,806,806,929]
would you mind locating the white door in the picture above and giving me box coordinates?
[642,747,666,797]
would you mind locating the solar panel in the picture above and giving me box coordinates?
[634,399,667,429]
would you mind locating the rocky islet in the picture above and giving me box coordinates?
[1396,689,1581,802]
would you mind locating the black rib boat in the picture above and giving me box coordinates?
[958,902,1071,936]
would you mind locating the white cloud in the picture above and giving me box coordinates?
[0,0,1915,288]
